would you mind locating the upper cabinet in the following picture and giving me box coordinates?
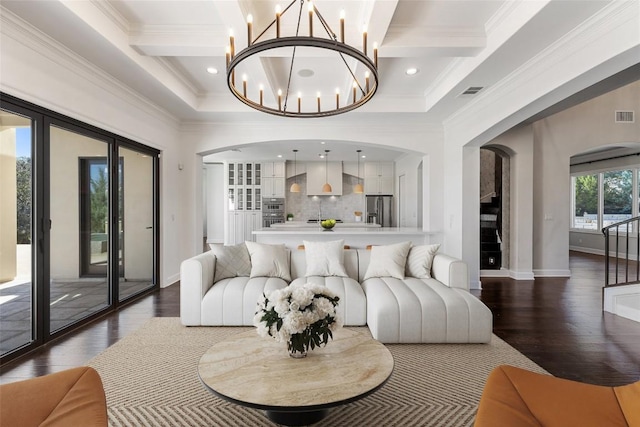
[227,162,262,211]
[261,161,285,198]
[364,161,394,195]
[306,161,343,196]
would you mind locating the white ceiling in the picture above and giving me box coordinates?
[1,0,626,162]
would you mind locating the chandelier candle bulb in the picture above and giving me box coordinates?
[229,29,235,57]
[363,25,367,56]
[353,82,357,103]
[259,85,264,106]
[247,14,253,46]
[373,42,378,68]
[298,92,302,113]
[308,1,313,37]
[365,72,370,92]
[340,10,345,43]
[225,46,230,68]
[317,92,321,112]
[275,5,281,38]
[242,74,247,97]
[278,89,282,111]
[336,88,340,109]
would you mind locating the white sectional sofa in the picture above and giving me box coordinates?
[180,241,493,344]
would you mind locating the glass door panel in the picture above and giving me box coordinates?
[0,111,34,356]
[118,146,155,300]
[49,125,109,333]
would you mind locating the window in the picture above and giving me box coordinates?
[603,170,632,229]
[572,174,598,230]
[571,167,639,232]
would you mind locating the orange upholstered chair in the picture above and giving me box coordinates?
[0,366,108,427]
[474,365,640,427]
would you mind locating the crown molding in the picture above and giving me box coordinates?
[444,0,639,140]
[0,6,179,128]
[90,0,130,34]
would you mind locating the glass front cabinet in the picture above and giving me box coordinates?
[227,162,262,212]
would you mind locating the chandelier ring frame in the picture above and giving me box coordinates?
[227,36,379,118]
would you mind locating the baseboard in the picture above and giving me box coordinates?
[569,245,605,256]
[532,269,571,277]
[469,280,482,290]
[481,269,535,280]
[162,273,180,288]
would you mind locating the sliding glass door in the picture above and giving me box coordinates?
[118,145,156,300]
[0,109,34,357]
[0,94,159,364]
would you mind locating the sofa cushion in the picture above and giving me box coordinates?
[201,276,288,325]
[245,241,291,281]
[405,244,440,279]
[303,239,348,277]
[290,276,367,326]
[362,276,492,343]
[363,241,411,280]
[209,243,251,283]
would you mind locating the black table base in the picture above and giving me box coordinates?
[266,409,329,426]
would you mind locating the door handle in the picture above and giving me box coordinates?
[146,226,153,229]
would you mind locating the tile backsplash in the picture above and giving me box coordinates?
[285,174,366,222]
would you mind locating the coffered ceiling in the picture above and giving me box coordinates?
[1,0,630,161]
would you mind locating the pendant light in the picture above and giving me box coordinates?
[290,149,301,193]
[354,149,364,194]
[322,150,332,193]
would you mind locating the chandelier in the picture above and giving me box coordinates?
[226,0,379,118]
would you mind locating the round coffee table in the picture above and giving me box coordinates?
[198,328,394,426]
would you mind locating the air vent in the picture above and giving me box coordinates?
[460,86,484,96]
[615,111,635,123]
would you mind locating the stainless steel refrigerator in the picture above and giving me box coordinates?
[366,195,393,227]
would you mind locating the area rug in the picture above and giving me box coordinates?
[88,318,547,426]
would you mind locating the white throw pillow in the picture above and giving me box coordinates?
[245,241,291,282]
[363,241,412,280]
[405,244,440,279]
[303,240,348,277]
[208,243,252,283]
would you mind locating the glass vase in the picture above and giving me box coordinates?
[288,347,307,358]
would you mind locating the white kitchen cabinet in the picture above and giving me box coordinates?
[262,161,285,198]
[226,211,245,244]
[262,176,285,198]
[306,161,343,196]
[226,211,262,244]
[364,161,394,195]
[262,161,285,178]
[244,211,262,242]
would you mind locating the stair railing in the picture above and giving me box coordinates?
[602,216,640,287]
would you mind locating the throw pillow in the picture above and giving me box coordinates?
[363,241,412,280]
[405,244,440,279]
[209,243,251,283]
[303,240,348,277]
[245,241,291,281]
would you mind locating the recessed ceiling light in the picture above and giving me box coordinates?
[207,67,218,75]
[298,69,314,78]
[320,141,326,145]
[361,155,366,158]
[405,67,419,76]
[277,154,283,158]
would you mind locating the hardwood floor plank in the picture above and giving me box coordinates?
[2,252,639,388]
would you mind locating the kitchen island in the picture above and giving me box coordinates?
[253,227,438,249]
[270,221,381,229]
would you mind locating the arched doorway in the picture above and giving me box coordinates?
[480,147,511,271]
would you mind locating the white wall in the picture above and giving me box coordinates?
[1,16,183,287]
[487,81,640,277]
[205,163,225,244]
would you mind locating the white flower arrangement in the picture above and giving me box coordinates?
[254,282,342,355]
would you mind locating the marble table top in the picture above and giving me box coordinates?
[198,328,394,410]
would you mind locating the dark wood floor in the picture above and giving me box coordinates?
[1,251,639,387]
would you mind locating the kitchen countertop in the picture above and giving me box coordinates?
[269,221,380,229]
[254,227,433,234]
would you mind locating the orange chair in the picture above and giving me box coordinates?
[0,366,108,427]
[474,365,640,427]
